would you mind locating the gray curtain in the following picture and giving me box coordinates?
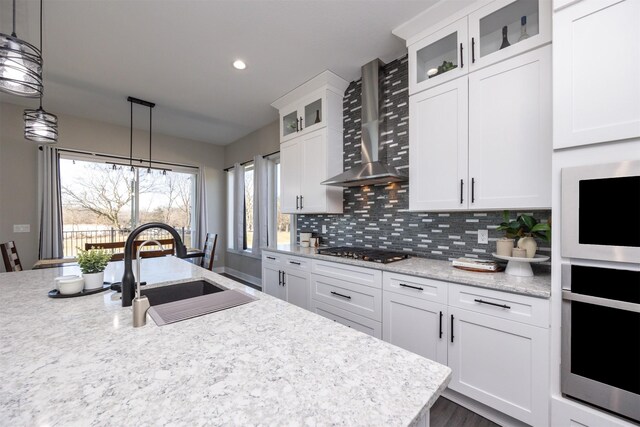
[232,163,245,251]
[38,146,64,259]
[251,156,276,255]
[193,168,208,249]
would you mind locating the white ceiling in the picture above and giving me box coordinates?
[0,0,437,145]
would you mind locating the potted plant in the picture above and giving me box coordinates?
[76,248,112,290]
[496,211,551,258]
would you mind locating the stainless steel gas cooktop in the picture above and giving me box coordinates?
[316,246,409,264]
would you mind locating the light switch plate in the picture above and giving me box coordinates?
[478,229,489,244]
[322,225,327,233]
[13,224,30,233]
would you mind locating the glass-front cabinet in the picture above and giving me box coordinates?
[469,0,551,70]
[279,92,325,142]
[409,17,468,95]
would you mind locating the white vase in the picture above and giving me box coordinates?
[83,271,105,290]
[496,238,515,256]
[517,236,538,258]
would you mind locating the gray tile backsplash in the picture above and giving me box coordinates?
[297,55,551,263]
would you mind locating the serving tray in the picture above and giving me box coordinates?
[48,283,112,299]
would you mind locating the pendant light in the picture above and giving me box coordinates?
[24,0,57,143]
[0,0,43,97]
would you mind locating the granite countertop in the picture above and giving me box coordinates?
[0,257,451,426]
[263,245,551,298]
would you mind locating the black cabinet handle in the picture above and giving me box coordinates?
[331,291,351,300]
[460,179,464,204]
[471,178,475,203]
[282,271,286,286]
[296,195,299,210]
[471,37,476,63]
[474,299,511,310]
[267,256,276,260]
[439,311,443,339]
[300,195,303,209]
[460,43,464,68]
[278,270,282,286]
[399,283,424,291]
[289,261,301,265]
[296,118,299,132]
[450,314,454,343]
[300,116,303,130]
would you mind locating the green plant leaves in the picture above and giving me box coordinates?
[76,248,112,274]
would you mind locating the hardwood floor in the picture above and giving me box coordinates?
[431,398,500,427]
[219,273,261,291]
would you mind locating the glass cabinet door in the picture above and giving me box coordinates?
[469,0,550,70]
[409,17,468,95]
[303,97,323,132]
[282,109,299,140]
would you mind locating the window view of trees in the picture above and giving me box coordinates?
[60,158,195,256]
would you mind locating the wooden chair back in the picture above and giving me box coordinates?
[85,238,176,261]
[201,233,218,271]
[1,241,23,272]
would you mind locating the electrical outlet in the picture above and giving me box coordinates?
[13,224,30,233]
[322,225,327,233]
[213,255,219,261]
[478,229,489,244]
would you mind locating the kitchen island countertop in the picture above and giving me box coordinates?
[0,257,450,426]
[263,245,551,298]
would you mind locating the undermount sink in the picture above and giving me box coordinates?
[141,280,226,306]
[141,280,257,326]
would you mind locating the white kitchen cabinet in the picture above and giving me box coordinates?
[468,45,551,209]
[311,299,382,339]
[285,268,310,310]
[448,306,549,427]
[262,262,286,301]
[553,0,640,149]
[279,91,328,143]
[409,17,469,95]
[262,252,310,309]
[279,128,343,214]
[409,77,469,211]
[383,291,448,365]
[468,0,551,71]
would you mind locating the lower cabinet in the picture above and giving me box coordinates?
[262,252,310,310]
[310,299,382,339]
[382,272,550,427]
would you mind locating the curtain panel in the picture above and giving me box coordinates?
[38,146,64,259]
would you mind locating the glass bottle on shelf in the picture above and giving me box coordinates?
[500,26,511,50]
[518,16,530,42]
[314,110,321,124]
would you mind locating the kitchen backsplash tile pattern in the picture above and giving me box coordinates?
[297,55,551,263]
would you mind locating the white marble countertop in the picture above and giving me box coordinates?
[0,257,451,426]
[264,245,551,298]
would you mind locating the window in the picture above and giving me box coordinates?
[227,156,291,253]
[60,155,197,257]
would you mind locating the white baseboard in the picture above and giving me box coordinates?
[213,266,261,288]
[442,389,530,427]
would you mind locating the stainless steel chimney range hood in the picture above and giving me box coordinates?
[322,59,408,187]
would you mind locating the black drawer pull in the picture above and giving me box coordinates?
[474,299,511,310]
[471,37,476,63]
[289,261,301,265]
[399,283,424,291]
[439,311,443,339]
[451,314,454,343]
[266,256,276,260]
[460,179,464,204]
[459,42,464,68]
[278,270,282,286]
[282,272,286,286]
[331,291,351,300]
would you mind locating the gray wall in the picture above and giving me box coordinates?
[223,120,279,280]
[0,101,226,270]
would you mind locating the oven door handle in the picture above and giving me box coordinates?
[562,290,640,313]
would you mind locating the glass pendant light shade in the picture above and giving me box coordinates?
[24,107,58,143]
[0,0,43,97]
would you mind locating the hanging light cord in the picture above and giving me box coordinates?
[39,0,43,108]
[148,107,152,171]
[11,0,16,36]
[129,101,133,169]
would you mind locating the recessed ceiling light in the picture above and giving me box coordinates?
[233,60,246,70]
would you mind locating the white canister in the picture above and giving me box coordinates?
[300,232,312,246]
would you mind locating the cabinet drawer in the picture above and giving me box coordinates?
[383,272,448,304]
[262,252,282,265]
[311,300,382,339]
[448,283,549,327]
[312,260,382,289]
[284,256,310,271]
[311,273,382,322]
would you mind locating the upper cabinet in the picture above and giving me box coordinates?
[409,17,469,95]
[553,0,640,149]
[468,0,551,71]
[408,0,551,96]
[272,71,348,143]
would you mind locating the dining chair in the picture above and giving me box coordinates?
[201,233,218,271]
[1,241,23,272]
